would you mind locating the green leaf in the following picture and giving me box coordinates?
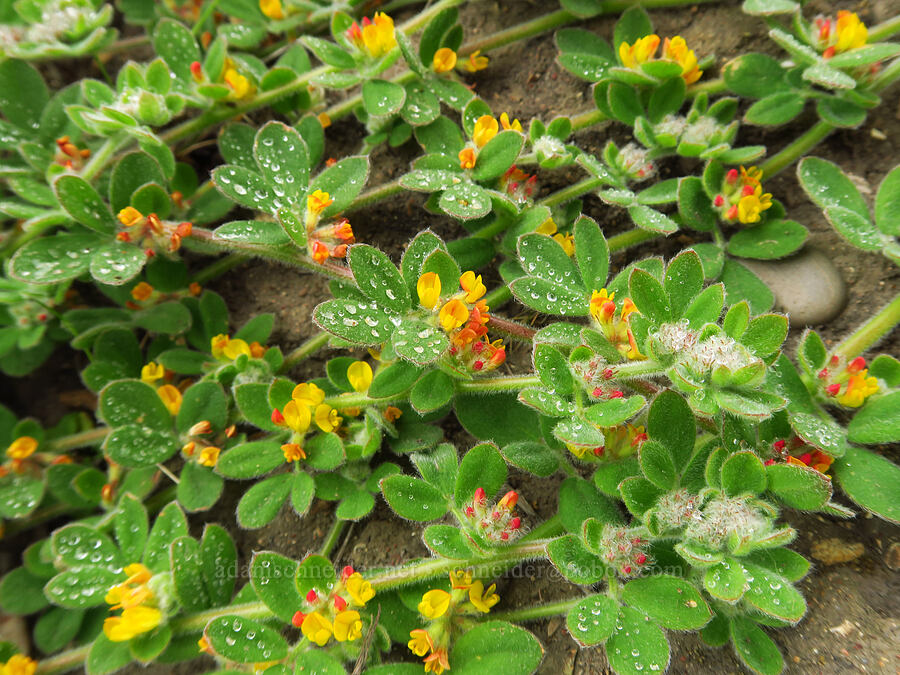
[455,443,507,507]
[730,615,784,675]
[500,442,559,477]
[104,425,179,468]
[309,156,368,217]
[54,175,116,235]
[454,392,540,446]
[834,444,900,523]
[423,525,473,559]
[215,441,284,479]
[803,62,856,89]
[664,250,704,318]
[639,440,677,490]
[204,615,288,664]
[362,79,407,117]
[703,559,747,602]
[251,123,308,205]
[153,19,200,81]
[623,575,711,629]
[176,381,227,434]
[212,165,274,213]
[583,396,645,427]
[741,561,806,622]
[797,156,869,220]
[438,182,492,220]
[409,369,454,413]
[401,82,441,126]
[305,433,345,471]
[348,244,410,313]
[509,276,589,316]
[10,234,98,284]
[647,390,695,471]
[171,536,209,611]
[176,462,223,512]
[547,534,605,584]
[87,633,133,675]
[302,35,355,68]
[291,471,315,516]
[727,219,808,259]
[237,474,292,528]
[34,606,85,654]
[847,392,900,443]
[824,205,884,251]
[521,235,582,288]
[629,268,670,323]
[628,204,678,234]
[132,301,192,335]
[200,524,237,606]
[816,97,866,128]
[400,169,463,192]
[295,554,336,598]
[573,215,609,291]
[566,594,618,645]
[250,552,302,623]
[53,524,122,570]
[0,60,49,128]
[721,451,767,496]
[369,361,423,398]
[45,567,121,609]
[392,319,448,366]
[381,475,448,521]
[114,494,148,563]
[472,130,524,182]
[619,476,664,516]
[721,260,774,314]
[534,344,574,395]
[558,476,622,534]
[0,567,49,614]
[144,502,187,572]
[109,152,166,213]
[89,243,146,286]
[875,165,900,236]
[613,7,653,50]
[337,490,375,520]
[314,299,395,346]
[678,176,717,231]
[605,606,669,675]
[215,220,290,246]
[744,92,805,126]
[450,621,543,675]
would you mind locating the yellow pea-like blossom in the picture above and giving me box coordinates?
[473,115,499,148]
[662,36,702,85]
[458,147,476,169]
[1,654,37,675]
[307,189,333,216]
[417,272,442,309]
[459,271,486,303]
[198,446,220,467]
[439,299,469,332]
[6,436,38,460]
[468,580,500,613]
[117,206,143,227]
[224,67,253,99]
[408,628,434,657]
[834,11,867,54]
[836,372,879,407]
[347,361,373,392]
[345,572,376,606]
[300,612,333,647]
[282,443,306,462]
[103,605,162,642]
[462,49,489,72]
[222,338,251,360]
[362,12,396,58]
[500,112,523,133]
[141,362,164,384]
[259,0,283,20]
[333,610,363,642]
[131,282,154,302]
[314,404,342,433]
[432,47,457,73]
[618,34,660,68]
[157,385,182,415]
[292,382,325,407]
[282,400,312,434]
[418,589,451,619]
[737,191,772,224]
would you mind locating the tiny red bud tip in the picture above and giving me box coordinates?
[592,387,603,398]
[609,390,624,399]
[713,194,724,207]
[635,553,647,565]
[333,596,347,611]
[271,408,285,424]
[818,368,829,379]
[341,565,354,580]
[509,517,521,530]
[306,590,318,603]
[474,487,486,504]
[603,368,614,380]
[291,611,306,627]
[826,383,841,396]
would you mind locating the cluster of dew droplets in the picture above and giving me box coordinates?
[216,167,283,211]
[526,389,577,415]
[16,240,95,281]
[393,323,446,360]
[216,617,274,660]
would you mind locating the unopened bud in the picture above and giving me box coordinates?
[306,589,318,603]
[291,611,306,627]
[333,595,347,611]
[189,420,212,436]
[271,408,285,425]
[498,490,518,510]
[341,565,354,581]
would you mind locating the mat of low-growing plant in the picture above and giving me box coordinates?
[0,0,898,674]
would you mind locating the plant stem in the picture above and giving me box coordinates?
[455,374,541,393]
[319,518,347,557]
[485,315,537,342]
[281,331,332,372]
[571,108,607,132]
[98,34,151,58]
[347,179,405,214]
[832,291,900,361]
[46,427,110,453]
[191,0,221,35]
[192,253,249,286]
[484,286,512,308]
[758,120,833,180]
[80,132,127,182]
[869,13,900,42]
[35,645,90,675]
[458,9,574,57]
[539,177,604,207]
[607,227,660,253]
[491,596,579,623]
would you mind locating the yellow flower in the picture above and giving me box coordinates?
[210,334,229,358]
[307,189,333,216]
[417,272,442,309]
[141,362,165,384]
[347,361,373,392]
[362,12,396,58]
[222,338,251,360]
[282,400,312,434]
[314,404,342,433]
[439,299,469,332]
[459,271,486,303]
[462,49,489,72]
[131,282,154,302]
[837,371,879,407]
[224,67,253,99]
[408,628,434,657]
[458,147,476,169]
[103,605,162,642]
[117,206,143,227]
[737,191,772,224]
[834,10,867,53]
[468,580,500,613]
[1,654,37,675]
[418,589,451,619]
[6,436,37,460]
[618,34,660,68]
[740,165,763,187]
[198,446,220,467]
[500,112,522,133]
[449,569,473,589]
[433,47,457,73]
[293,382,326,407]
[662,36,702,84]
[473,115,498,148]
[157,385,182,416]
[333,610,363,642]
[553,233,575,256]
[282,443,306,462]
[566,443,589,459]
[345,572,375,606]
[301,612,333,646]
[259,0,283,19]
[424,648,451,674]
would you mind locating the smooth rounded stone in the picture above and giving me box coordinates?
[739,248,847,326]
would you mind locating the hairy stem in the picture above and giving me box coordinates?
[832,291,900,361]
[191,253,249,286]
[491,597,579,623]
[281,331,332,372]
[318,518,347,557]
[46,427,110,453]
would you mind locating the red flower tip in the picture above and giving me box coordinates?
[622,565,632,575]
[830,355,840,366]
[635,553,647,565]
[291,611,306,627]
[334,595,347,611]
[799,453,812,465]
[271,408,285,425]
[764,459,775,466]
[826,383,841,396]
[306,589,318,603]
[725,169,739,185]
[818,368,829,379]
[474,487,486,504]
[593,446,604,457]
[848,357,866,373]
[713,194,724,207]
[592,387,604,398]
[473,360,484,371]
[609,390,624,399]
[509,517,521,530]
[603,368,614,380]
[773,439,786,451]
[341,565,355,581]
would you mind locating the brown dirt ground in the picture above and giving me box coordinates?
[2,0,899,673]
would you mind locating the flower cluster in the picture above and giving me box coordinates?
[814,11,867,58]
[713,166,773,225]
[595,525,652,578]
[127,280,202,309]
[588,288,644,360]
[188,57,255,99]
[290,565,375,646]
[210,334,267,361]
[55,135,91,170]
[499,164,538,203]
[139,361,184,416]
[817,355,879,408]
[272,382,342,462]
[304,190,355,264]
[346,12,396,58]
[417,271,506,374]
[766,437,834,474]
[409,570,500,674]
[653,489,702,532]
[431,47,490,74]
[181,419,234,469]
[564,423,648,461]
[618,34,702,84]
[116,207,193,255]
[463,488,522,542]
[0,654,37,675]
[458,113,523,169]
[103,563,163,642]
